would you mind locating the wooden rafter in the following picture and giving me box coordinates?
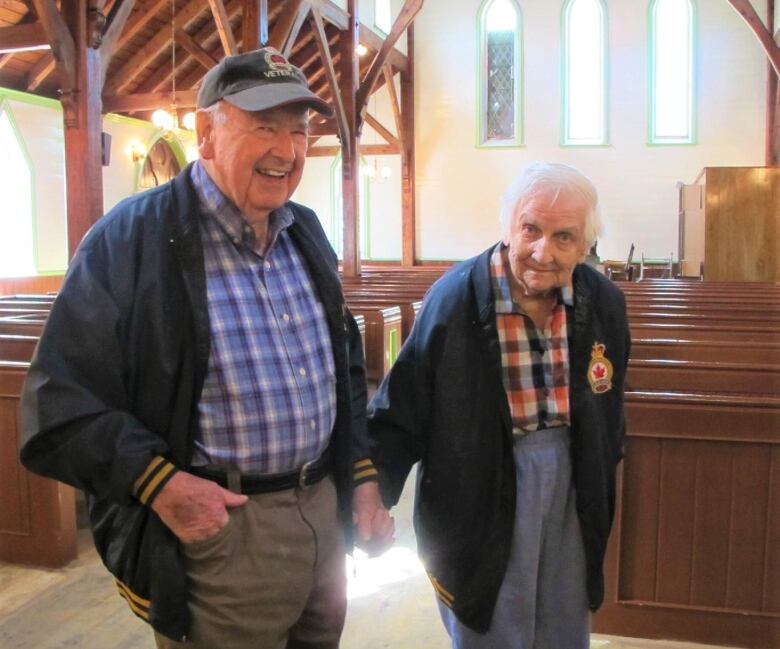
[309,5,349,144]
[103,89,198,112]
[137,0,240,94]
[307,144,398,157]
[175,27,218,69]
[25,52,55,90]
[104,0,207,95]
[356,0,423,121]
[364,112,399,147]
[207,0,238,56]
[382,64,405,153]
[29,0,75,88]
[358,24,408,73]
[240,0,266,51]
[309,119,336,136]
[268,0,307,52]
[98,0,137,83]
[0,22,49,53]
[0,53,14,70]
[726,0,780,76]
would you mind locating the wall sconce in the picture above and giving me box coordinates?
[355,43,368,56]
[126,140,146,163]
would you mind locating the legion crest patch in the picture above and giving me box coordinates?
[587,342,613,394]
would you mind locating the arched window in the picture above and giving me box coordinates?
[330,153,371,259]
[478,0,522,146]
[0,103,36,277]
[649,0,695,144]
[562,0,607,145]
[375,0,392,35]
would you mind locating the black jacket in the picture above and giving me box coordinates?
[20,164,368,641]
[367,247,630,633]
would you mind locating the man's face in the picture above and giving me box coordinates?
[504,190,589,298]
[197,101,309,221]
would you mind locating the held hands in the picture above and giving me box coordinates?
[352,481,395,557]
[151,471,248,544]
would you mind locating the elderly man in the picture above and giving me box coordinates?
[20,48,380,649]
[356,163,630,648]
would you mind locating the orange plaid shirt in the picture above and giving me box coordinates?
[490,243,572,435]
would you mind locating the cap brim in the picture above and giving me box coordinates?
[223,82,334,118]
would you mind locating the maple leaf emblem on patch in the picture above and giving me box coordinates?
[588,342,614,394]
[593,364,606,380]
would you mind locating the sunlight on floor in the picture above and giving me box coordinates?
[346,546,426,600]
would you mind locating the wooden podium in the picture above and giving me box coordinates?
[679,167,779,281]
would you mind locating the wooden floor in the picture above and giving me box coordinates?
[0,470,740,649]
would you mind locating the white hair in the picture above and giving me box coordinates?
[200,101,227,124]
[499,162,603,249]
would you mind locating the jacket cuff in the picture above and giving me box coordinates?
[131,455,179,506]
[353,458,379,485]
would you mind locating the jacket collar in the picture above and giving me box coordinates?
[470,243,592,344]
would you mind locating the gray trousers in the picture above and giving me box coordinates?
[439,426,589,649]
[154,476,346,649]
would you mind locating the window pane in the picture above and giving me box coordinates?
[653,0,692,140]
[485,0,517,141]
[375,0,392,34]
[0,110,35,277]
[565,0,605,144]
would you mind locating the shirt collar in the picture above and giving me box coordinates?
[190,161,294,254]
[490,241,573,314]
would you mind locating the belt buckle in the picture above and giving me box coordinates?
[298,459,316,489]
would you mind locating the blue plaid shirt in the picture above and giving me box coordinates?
[191,162,336,474]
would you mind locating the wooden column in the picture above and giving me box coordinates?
[400,23,415,266]
[340,0,361,277]
[242,0,267,51]
[61,0,104,260]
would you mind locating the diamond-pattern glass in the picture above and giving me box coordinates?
[487,30,515,140]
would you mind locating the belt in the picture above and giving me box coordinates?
[190,452,330,495]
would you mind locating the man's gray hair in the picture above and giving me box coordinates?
[499,162,603,249]
[200,101,227,124]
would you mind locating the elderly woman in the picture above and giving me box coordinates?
[354,162,631,649]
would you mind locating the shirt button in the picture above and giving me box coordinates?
[310,420,316,430]
[265,261,271,271]
[299,367,307,376]
[232,237,241,245]
[283,313,290,322]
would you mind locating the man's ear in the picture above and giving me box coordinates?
[195,110,215,160]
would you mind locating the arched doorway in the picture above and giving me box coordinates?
[138,137,181,191]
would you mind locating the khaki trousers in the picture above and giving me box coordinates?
[155,476,347,649]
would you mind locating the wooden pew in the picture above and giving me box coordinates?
[0,360,77,567]
[348,305,402,383]
[627,359,780,394]
[631,338,780,364]
[0,334,38,362]
[629,322,780,342]
[594,390,780,649]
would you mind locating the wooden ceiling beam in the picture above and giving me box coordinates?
[309,119,336,136]
[306,143,398,157]
[382,64,405,153]
[268,0,307,52]
[364,112,399,147]
[309,4,348,144]
[726,0,780,76]
[241,0,267,51]
[103,88,198,112]
[207,0,238,56]
[175,27,218,69]
[98,0,137,84]
[0,53,14,70]
[358,23,407,73]
[104,0,208,95]
[139,0,240,94]
[281,3,310,58]
[0,22,49,53]
[356,0,422,122]
[30,0,75,89]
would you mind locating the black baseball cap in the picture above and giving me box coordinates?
[197,47,334,117]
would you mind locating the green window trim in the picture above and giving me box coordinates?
[0,99,39,277]
[647,0,697,146]
[560,0,609,147]
[475,0,524,149]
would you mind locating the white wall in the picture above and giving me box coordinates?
[0,89,196,274]
[413,0,768,262]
